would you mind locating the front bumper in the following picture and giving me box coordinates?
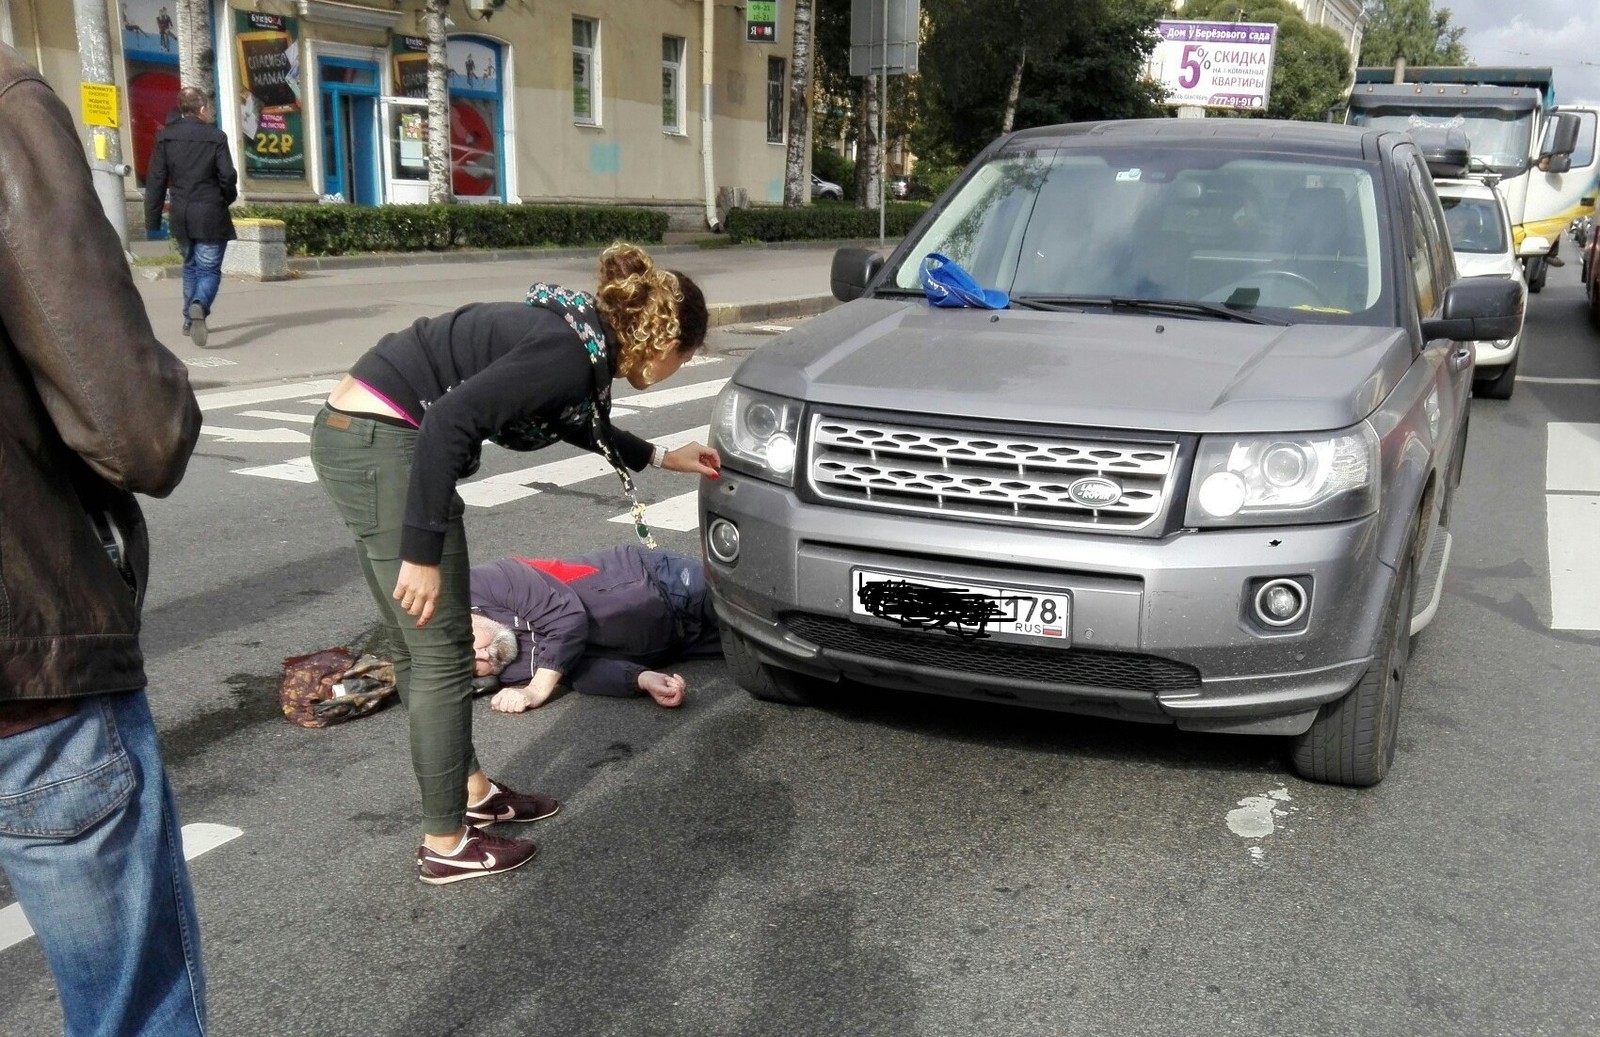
[702,473,1399,736]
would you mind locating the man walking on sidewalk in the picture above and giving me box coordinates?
[144,86,236,348]
[1,43,208,1035]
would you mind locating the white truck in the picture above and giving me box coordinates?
[1347,66,1600,292]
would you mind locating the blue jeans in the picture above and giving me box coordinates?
[0,691,207,1037]
[180,240,227,320]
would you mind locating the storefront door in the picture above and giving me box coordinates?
[317,57,379,205]
[382,97,429,205]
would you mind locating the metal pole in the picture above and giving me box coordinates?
[71,0,131,253]
[879,0,887,246]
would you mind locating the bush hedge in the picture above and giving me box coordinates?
[231,203,669,257]
[725,201,931,243]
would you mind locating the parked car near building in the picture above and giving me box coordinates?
[702,118,1522,787]
[1434,176,1528,398]
[811,174,844,201]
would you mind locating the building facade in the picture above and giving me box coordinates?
[0,0,802,230]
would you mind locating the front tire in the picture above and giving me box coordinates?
[1290,548,1417,787]
[1527,256,1547,294]
[721,623,818,705]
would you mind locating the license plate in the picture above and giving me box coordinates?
[851,568,1070,643]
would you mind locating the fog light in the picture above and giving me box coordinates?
[1254,578,1308,627]
[707,518,741,564]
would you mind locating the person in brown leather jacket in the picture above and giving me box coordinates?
[0,43,208,1037]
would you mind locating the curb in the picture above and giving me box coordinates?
[136,238,894,280]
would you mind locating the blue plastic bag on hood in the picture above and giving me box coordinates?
[919,253,1010,309]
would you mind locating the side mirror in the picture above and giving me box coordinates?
[1421,276,1525,342]
[1520,235,1551,256]
[1537,112,1581,173]
[831,247,885,302]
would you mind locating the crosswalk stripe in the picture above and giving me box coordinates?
[617,379,728,410]
[197,380,340,412]
[457,425,711,507]
[1546,423,1600,492]
[612,490,701,531]
[240,409,318,424]
[1546,423,1600,630]
[235,456,317,482]
[0,824,242,955]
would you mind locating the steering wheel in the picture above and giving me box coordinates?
[1217,269,1332,308]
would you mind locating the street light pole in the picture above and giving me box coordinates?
[879,0,887,246]
[71,0,131,253]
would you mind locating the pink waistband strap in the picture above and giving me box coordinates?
[351,378,421,428]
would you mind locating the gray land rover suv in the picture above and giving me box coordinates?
[699,119,1523,786]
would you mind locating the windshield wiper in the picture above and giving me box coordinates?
[1010,295,1288,326]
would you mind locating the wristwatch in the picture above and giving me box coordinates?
[650,443,665,468]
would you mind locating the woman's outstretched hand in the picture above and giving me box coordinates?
[663,442,722,479]
[393,562,441,628]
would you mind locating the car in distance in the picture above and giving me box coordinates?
[811,173,844,201]
[1587,214,1600,329]
[1434,176,1528,398]
[702,118,1523,787]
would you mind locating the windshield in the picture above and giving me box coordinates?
[1348,106,1534,175]
[1440,195,1508,254]
[890,147,1390,322]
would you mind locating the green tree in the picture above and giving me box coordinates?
[1180,0,1353,121]
[1358,0,1470,67]
[915,0,1166,167]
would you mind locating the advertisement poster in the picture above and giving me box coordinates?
[746,0,777,43]
[235,10,305,180]
[1149,21,1277,112]
[392,35,429,99]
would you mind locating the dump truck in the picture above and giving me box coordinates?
[1347,65,1600,292]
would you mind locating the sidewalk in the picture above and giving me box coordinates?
[135,241,880,389]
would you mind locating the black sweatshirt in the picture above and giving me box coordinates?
[349,302,651,564]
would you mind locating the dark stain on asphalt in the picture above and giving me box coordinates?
[1451,557,1537,579]
[157,670,284,771]
[585,741,634,768]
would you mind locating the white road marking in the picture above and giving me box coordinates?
[457,425,710,507]
[0,823,242,954]
[197,379,341,412]
[200,425,310,444]
[1548,495,1600,629]
[1520,376,1600,386]
[612,490,701,531]
[1545,424,1600,630]
[618,378,728,410]
[240,410,317,424]
[1546,423,1600,492]
[234,456,317,482]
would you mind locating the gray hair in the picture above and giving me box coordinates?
[470,614,520,675]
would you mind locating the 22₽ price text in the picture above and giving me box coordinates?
[254,131,295,155]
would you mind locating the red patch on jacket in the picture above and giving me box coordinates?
[514,558,599,584]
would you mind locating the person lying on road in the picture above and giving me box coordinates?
[471,546,721,712]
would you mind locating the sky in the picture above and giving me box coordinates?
[1443,0,1600,105]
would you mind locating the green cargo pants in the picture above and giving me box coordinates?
[309,406,479,836]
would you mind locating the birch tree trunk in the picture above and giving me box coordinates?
[782,0,815,207]
[176,0,214,100]
[424,0,453,204]
[1001,44,1026,135]
[854,74,880,209]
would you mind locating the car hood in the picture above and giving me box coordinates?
[736,299,1415,434]
[1453,252,1522,280]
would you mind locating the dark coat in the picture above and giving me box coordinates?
[470,548,718,697]
[143,114,238,243]
[0,45,202,702]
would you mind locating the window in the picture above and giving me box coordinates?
[1403,159,1443,315]
[766,56,785,144]
[572,17,599,126]
[662,36,685,134]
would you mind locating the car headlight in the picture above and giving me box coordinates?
[1184,423,1379,527]
[712,385,803,486]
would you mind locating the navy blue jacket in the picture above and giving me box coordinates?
[469,547,717,697]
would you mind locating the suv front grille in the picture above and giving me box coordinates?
[785,614,1201,693]
[808,415,1178,533]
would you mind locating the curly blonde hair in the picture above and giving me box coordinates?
[595,242,706,381]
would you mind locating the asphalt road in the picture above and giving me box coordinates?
[2,274,1597,1037]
